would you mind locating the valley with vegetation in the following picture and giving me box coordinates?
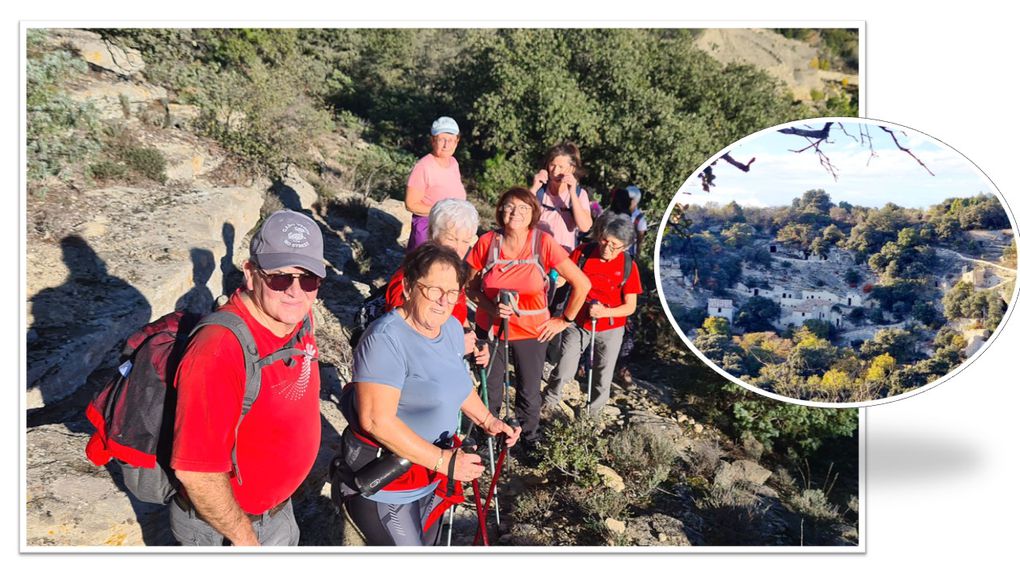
[662,190,1016,402]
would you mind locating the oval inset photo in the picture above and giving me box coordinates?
[656,117,1018,407]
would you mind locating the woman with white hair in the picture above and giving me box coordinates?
[404,116,467,252]
[542,212,642,417]
[385,199,487,365]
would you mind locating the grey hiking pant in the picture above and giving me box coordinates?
[170,496,299,546]
[543,323,625,416]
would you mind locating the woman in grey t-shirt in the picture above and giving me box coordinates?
[337,244,520,545]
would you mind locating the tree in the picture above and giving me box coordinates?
[454,29,805,213]
[802,318,835,341]
[911,301,942,328]
[865,353,896,384]
[843,268,862,287]
[860,328,919,363]
[822,224,844,244]
[810,237,830,258]
[722,222,755,247]
[701,316,732,337]
[734,296,782,332]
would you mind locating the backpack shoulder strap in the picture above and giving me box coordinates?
[576,242,598,271]
[530,229,548,280]
[190,311,314,485]
[536,186,546,206]
[481,231,504,277]
[621,251,633,288]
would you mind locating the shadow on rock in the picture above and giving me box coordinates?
[27,235,151,409]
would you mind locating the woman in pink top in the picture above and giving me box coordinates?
[529,142,593,253]
[405,116,467,252]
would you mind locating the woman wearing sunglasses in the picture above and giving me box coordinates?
[542,213,642,419]
[335,244,520,545]
[465,188,590,464]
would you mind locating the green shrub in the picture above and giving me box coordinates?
[121,146,168,184]
[607,425,679,498]
[342,144,417,202]
[787,488,840,523]
[26,32,103,185]
[537,415,607,488]
[579,488,628,522]
[510,489,555,524]
[87,160,128,182]
[730,397,858,456]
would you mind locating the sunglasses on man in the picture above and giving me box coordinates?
[256,268,322,292]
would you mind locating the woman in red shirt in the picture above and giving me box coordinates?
[542,213,642,418]
[465,188,591,462]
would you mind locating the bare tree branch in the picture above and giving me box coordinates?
[719,152,756,172]
[878,126,935,176]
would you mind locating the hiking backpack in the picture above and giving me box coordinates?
[84,309,313,504]
[535,184,584,212]
[480,229,550,317]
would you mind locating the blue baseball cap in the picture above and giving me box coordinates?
[431,116,460,136]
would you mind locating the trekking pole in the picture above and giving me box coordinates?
[473,418,520,546]
[477,360,501,527]
[458,436,489,546]
[587,302,598,415]
[498,291,513,422]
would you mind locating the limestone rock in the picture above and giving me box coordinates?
[368,199,412,246]
[26,425,173,546]
[276,165,320,213]
[605,517,626,535]
[166,104,201,130]
[26,183,265,409]
[714,459,773,490]
[596,464,626,493]
[155,139,224,184]
[66,80,170,121]
[52,29,146,76]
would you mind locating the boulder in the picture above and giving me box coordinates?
[596,464,626,493]
[714,459,773,490]
[368,199,412,246]
[153,139,224,184]
[275,165,320,213]
[605,517,626,535]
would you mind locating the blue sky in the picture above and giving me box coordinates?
[678,120,997,209]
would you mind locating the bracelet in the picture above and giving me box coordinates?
[432,449,445,473]
[481,412,492,430]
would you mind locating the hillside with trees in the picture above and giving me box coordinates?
[661,189,1016,402]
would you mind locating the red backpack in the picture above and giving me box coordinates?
[84,309,312,504]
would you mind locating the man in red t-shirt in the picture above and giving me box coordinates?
[170,210,325,546]
[543,213,642,417]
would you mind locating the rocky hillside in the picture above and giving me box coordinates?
[696,28,858,106]
[25,29,859,548]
